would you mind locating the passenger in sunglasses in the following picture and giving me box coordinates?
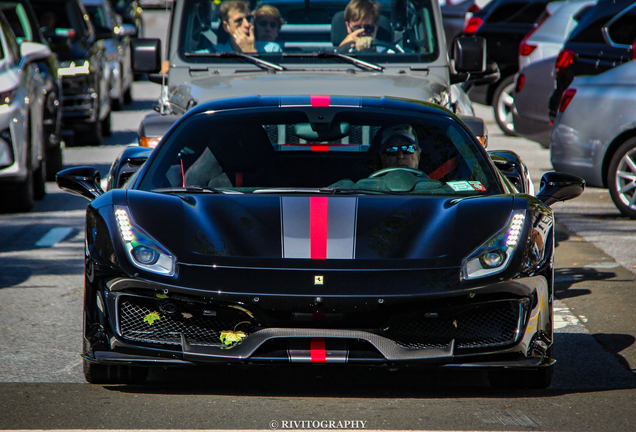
[338,0,380,53]
[217,0,281,53]
[253,5,285,43]
[379,124,422,170]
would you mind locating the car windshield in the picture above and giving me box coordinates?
[178,0,440,65]
[30,0,88,41]
[138,105,498,196]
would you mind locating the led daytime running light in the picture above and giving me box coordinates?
[115,208,134,242]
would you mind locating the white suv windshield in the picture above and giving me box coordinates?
[178,0,440,64]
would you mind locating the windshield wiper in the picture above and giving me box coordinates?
[185,52,286,71]
[282,52,384,72]
[151,186,242,195]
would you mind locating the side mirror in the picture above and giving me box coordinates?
[56,166,104,201]
[19,41,52,64]
[131,37,161,73]
[536,172,585,206]
[116,23,137,37]
[453,37,486,73]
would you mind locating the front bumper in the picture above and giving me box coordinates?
[60,74,99,124]
[84,273,554,369]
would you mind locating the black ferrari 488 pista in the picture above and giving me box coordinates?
[57,95,584,388]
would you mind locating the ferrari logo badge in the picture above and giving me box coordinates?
[314,276,324,285]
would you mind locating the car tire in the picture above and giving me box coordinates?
[33,158,47,201]
[607,138,636,219]
[46,145,63,181]
[102,110,112,137]
[80,121,103,146]
[487,365,553,389]
[493,75,518,137]
[124,85,133,105]
[7,146,35,213]
[112,93,125,111]
[83,360,149,385]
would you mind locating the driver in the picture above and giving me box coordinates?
[338,0,381,53]
[379,124,421,169]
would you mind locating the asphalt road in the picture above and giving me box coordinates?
[0,10,635,431]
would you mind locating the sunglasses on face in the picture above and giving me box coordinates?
[233,14,254,26]
[351,24,377,33]
[257,20,278,29]
[383,145,420,155]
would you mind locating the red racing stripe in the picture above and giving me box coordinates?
[310,337,327,363]
[310,197,328,259]
[311,146,329,151]
[311,95,330,107]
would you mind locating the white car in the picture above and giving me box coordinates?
[518,0,597,69]
[0,10,52,212]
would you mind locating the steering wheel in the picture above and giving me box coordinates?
[337,39,401,54]
[369,167,425,178]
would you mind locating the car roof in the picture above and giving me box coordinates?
[184,95,456,120]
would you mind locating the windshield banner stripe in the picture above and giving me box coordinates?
[311,95,330,107]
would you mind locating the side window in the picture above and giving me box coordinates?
[606,7,636,46]
[486,2,526,23]
[2,4,34,42]
[0,18,21,63]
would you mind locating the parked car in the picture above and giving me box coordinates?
[463,0,552,135]
[1,0,63,178]
[513,0,595,147]
[82,0,136,110]
[441,0,480,52]
[551,60,636,218]
[108,0,144,37]
[518,0,596,68]
[548,0,636,122]
[0,10,55,212]
[131,0,497,148]
[57,94,584,386]
[30,0,112,146]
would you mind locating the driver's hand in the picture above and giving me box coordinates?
[339,28,372,52]
[355,36,373,52]
[233,25,256,53]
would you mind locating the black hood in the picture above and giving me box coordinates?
[126,191,513,269]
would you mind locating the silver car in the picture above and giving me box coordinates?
[513,0,595,148]
[0,10,52,212]
[82,0,136,110]
[550,60,636,218]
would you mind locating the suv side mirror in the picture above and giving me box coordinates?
[453,37,486,73]
[536,172,585,206]
[131,37,161,73]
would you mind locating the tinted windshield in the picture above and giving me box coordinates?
[178,0,440,64]
[85,5,108,27]
[138,106,498,196]
[31,0,89,40]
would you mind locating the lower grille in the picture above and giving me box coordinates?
[383,301,522,350]
[117,296,255,347]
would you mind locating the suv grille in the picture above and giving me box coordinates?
[383,301,522,350]
[117,296,255,347]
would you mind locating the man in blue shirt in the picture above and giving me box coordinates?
[216,0,281,53]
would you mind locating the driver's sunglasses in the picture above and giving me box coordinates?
[257,20,278,29]
[351,24,377,33]
[383,145,420,155]
[233,14,254,26]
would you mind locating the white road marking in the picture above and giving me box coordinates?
[35,227,74,247]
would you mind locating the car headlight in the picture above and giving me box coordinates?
[114,206,176,276]
[462,211,526,280]
[58,60,91,76]
[0,87,18,106]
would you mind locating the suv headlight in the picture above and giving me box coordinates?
[462,211,526,280]
[114,206,176,276]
